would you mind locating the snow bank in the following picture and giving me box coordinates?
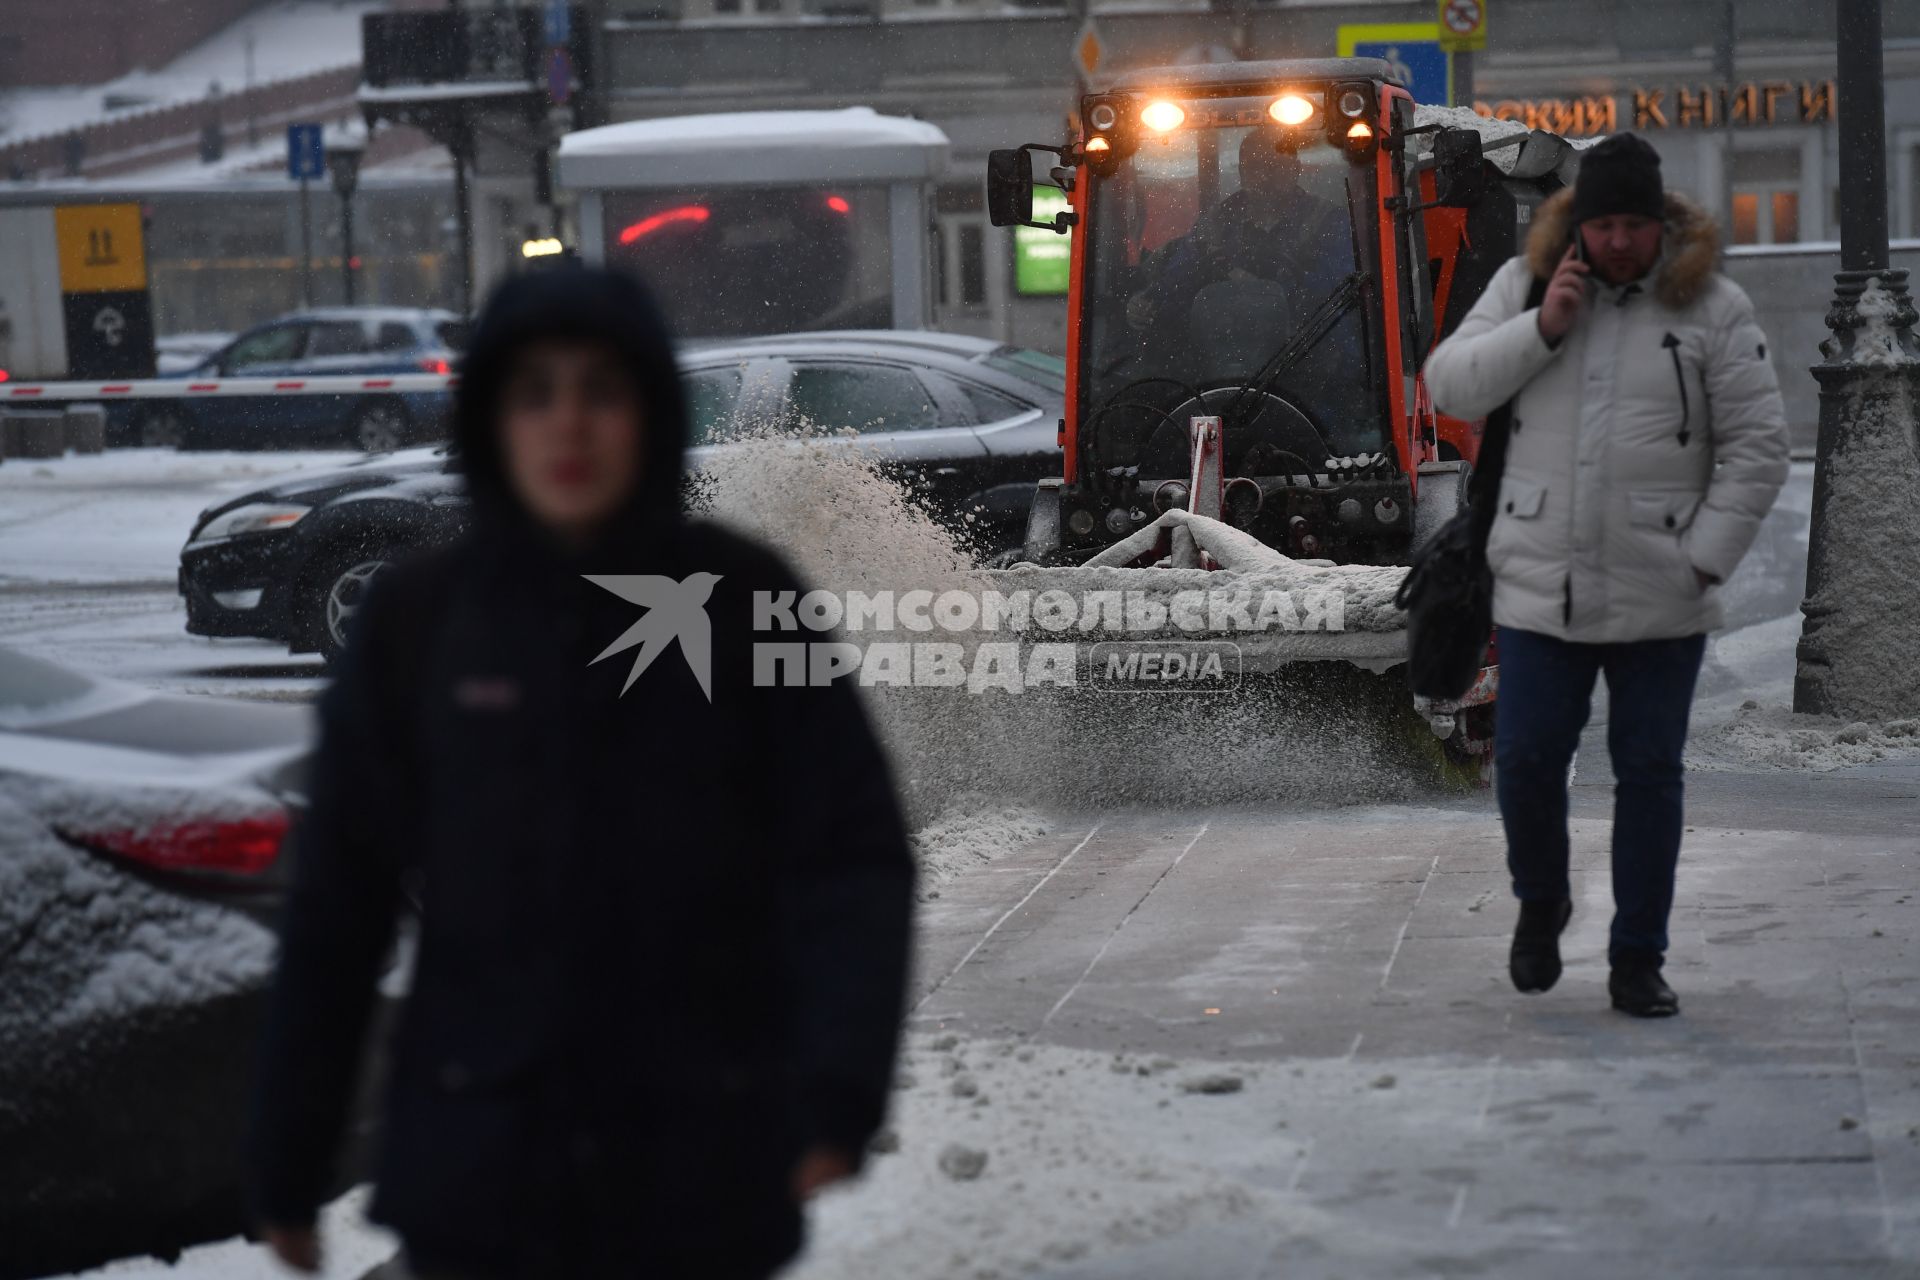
[1688,700,1920,773]
[911,801,1050,896]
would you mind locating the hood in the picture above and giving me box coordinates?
[452,266,689,538]
[1524,189,1721,311]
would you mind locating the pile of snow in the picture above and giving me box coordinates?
[911,801,1050,896]
[1688,700,1920,773]
[1411,104,1533,173]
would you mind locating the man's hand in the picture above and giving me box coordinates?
[791,1144,858,1201]
[1536,244,1591,344]
[262,1223,320,1274]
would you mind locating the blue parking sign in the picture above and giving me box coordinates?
[286,123,324,181]
[1350,39,1451,107]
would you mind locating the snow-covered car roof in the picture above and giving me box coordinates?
[558,107,950,188]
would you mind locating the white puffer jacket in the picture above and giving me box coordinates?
[1424,190,1791,643]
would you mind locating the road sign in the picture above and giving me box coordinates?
[1073,18,1105,84]
[544,0,571,48]
[1338,23,1451,107]
[286,123,324,181]
[1438,0,1487,53]
[53,203,147,294]
[547,46,574,106]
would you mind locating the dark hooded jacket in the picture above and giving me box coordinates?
[247,268,915,1278]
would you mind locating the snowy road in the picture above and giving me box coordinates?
[0,450,355,699]
[23,454,1920,1278]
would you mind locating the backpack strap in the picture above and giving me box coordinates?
[1465,271,1552,550]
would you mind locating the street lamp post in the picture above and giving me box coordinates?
[1793,0,1920,720]
[328,136,367,306]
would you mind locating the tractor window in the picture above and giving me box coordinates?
[1081,119,1385,469]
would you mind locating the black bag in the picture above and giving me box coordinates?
[1395,277,1547,701]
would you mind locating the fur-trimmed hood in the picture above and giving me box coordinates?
[1524,189,1721,310]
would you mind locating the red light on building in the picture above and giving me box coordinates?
[826,195,851,214]
[618,205,711,244]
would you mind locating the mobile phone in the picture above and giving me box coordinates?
[1571,234,1587,265]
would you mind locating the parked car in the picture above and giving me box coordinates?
[116,307,469,452]
[154,331,234,374]
[179,331,1066,660]
[0,647,314,1277]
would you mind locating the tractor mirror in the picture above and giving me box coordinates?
[987,149,1035,227]
[1433,129,1493,208]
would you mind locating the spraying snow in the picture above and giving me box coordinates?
[696,424,1444,819]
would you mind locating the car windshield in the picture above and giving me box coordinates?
[1080,115,1384,474]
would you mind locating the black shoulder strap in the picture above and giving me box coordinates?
[1466,272,1552,547]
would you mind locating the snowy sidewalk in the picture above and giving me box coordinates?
[800,773,1920,1279]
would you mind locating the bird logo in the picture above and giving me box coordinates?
[583,572,723,700]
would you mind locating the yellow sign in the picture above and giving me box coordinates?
[1437,0,1486,53]
[55,203,147,294]
[1074,18,1104,83]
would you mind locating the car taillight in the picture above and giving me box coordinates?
[420,358,451,375]
[56,811,290,877]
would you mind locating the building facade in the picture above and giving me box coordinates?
[584,0,1920,353]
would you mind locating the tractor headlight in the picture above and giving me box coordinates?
[1140,100,1186,133]
[1067,508,1097,537]
[1088,102,1119,131]
[193,502,310,543]
[1269,94,1315,126]
[1338,89,1369,118]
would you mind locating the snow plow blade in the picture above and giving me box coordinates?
[982,508,1412,672]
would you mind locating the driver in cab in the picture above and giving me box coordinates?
[1125,127,1347,334]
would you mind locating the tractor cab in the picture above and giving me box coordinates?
[988,58,1564,569]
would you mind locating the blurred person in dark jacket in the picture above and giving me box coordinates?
[247,267,915,1278]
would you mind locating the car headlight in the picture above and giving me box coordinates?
[195,502,310,542]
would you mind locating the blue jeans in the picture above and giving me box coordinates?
[1493,627,1708,968]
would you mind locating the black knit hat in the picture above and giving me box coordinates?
[1570,133,1666,225]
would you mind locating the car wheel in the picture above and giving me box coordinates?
[314,548,396,663]
[351,401,409,453]
[140,406,190,449]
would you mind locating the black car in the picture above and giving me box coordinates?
[116,307,469,452]
[179,331,1065,659]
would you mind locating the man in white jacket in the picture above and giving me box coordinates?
[1424,133,1789,1017]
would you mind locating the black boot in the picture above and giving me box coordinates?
[1509,899,1573,993]
[1609,960,1679,1017]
